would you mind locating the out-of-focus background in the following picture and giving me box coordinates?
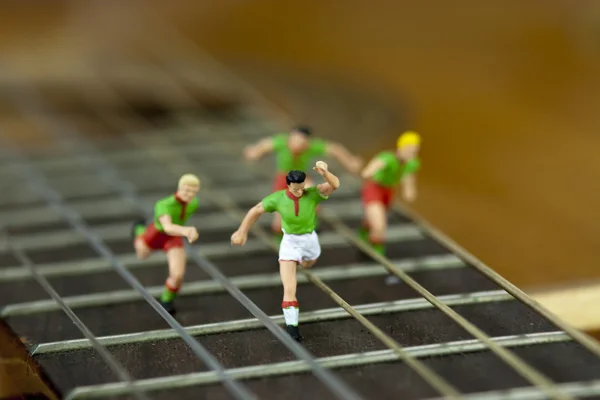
[1,1,599,397]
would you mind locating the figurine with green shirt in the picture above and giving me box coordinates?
[359,131,421,257]
[231,161,340,342]
[243,125,361,240]
[131,174,201,315]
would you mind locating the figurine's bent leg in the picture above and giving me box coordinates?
[159,239,186,314]
[166,247,186,292]
[132,222,153,260]
[279,234,302,341]
[365,202,387,255]
[134,237,152,260]
[360,181,390,255]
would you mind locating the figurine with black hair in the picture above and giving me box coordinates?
[243,125,362,242]
[231,161,340,342]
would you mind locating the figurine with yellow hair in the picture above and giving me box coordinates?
[131,174,201,314]
[359,131,421,256]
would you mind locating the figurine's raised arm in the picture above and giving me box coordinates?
[244,137,274,161]
[314,161,340,197]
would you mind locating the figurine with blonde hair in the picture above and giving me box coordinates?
[132,174,201,314]
[359,131,421,256]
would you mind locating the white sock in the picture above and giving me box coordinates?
[282,301,299,326]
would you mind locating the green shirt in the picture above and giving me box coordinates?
[272,134,327,172]
[262,186,328,234]
[153,195,199,232]
[371,151,420,187]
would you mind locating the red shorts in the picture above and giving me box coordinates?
[361,180,394,209]
[139,224,184,252]
[273,173,288,191]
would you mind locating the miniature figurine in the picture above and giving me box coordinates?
[359,131,421,257]
[243,125,362,242]
[131,174,201,314]
[231,161,340,342]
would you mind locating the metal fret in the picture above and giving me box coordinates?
[65,332,571,399]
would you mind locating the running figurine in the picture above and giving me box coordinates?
[359,131,421,256]
[243,125,361,241]
[131,174,201,314]
[231,161,340,342]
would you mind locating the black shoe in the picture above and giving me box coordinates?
[131,219,147,241]
[286,325,302,342]
[160,300,176,315]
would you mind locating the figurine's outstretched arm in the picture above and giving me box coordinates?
[159,215,199,243]
[158,215,191,236]
[325,141,363,174]
[231,202,267,246]
[244,137,274,161]
[361,157,385,179]
[239,202,266,233]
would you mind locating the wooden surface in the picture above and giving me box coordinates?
[0,322,58,399]
[1,1,600,397]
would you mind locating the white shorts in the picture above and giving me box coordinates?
[278,230,321,264]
